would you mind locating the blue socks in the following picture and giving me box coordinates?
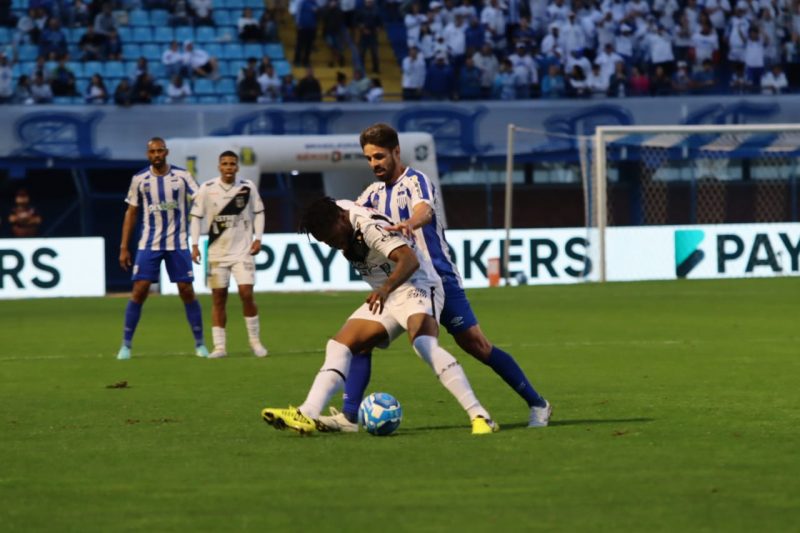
[342,352,372,423]
[122,300,143,348]
[184,300,205,346]
[485,346,546,408]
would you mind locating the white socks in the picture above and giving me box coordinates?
[212,326,226,352]
[412,335,490,420]
[245,315,261,344]
[299,339,353,419]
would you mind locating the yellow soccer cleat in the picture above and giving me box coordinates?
[261,406,317,435]
[471,415,500,435]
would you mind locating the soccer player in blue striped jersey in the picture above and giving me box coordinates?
[116,137,208,360]
[318,123,552,431]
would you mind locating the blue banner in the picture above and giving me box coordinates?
[0,96,794,161]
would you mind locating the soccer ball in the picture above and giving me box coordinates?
[358,392,402,436]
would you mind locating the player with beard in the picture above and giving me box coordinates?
[116,137,208,360]
[318,123,552,430]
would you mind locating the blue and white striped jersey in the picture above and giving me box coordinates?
[355,167,462,287]
[125,165,199,251]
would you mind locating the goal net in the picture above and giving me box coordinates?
[593,124,800,281]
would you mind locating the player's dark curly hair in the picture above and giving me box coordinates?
[359,123,399,150]
[219,150,238,160]
[299,197,341,240]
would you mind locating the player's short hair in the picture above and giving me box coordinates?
[359,123,399,150]
[299,197,341,240]
[219,150,238,161]
[148,137,166,147]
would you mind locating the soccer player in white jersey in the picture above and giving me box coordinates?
[116,137,208,360]
[189,151,268,359]
[261,197,499,435]
[318,123,551,431]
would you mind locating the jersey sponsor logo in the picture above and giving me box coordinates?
[147,200,179,213]
[450,316,464,328]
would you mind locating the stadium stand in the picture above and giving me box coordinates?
[2,0,799,105]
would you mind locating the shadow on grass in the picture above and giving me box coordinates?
[406,417,655,433]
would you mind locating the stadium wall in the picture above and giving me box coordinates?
[1,96,798,162]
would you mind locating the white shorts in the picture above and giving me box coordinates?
[207,257,256,289]
[347,282,444,348]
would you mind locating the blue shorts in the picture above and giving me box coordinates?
[438,274,478,335]
[132,249,195,283]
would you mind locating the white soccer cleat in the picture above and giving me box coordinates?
[528,400,552,428]
[250,341,268,358]
[208,348,227,359]
[317,407,359,433]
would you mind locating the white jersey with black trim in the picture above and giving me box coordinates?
[190,177,265,263]
[355,167,462,286]
[336,200,440,291]
[126,164,199,251]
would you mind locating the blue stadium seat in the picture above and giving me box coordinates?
[153,26,174,43]
[221,94,240,104]
[141,44,161,61]
[75,79,88,95]
[53,96,73,105]
[216,26,237,42]
[11,63,21,77]
[175,26,194,43]
[18,44,39,61]
[243,44,263,60]
[222,43,243,59]
[264,44,285,60]
[122,43,142,60]
[150,9,170,27]
[149,62,165,77]
[216,78,236,95]
[129,9,149,26]
[66,62,83,77]
[67,27,85,44]
[132,27,154,43]
[212,10,232,26]
[204,43,223,58]
[193,78,215,95]
[195,26,216,43]
[104,61,126,79]
[116,27,132,42]
[273,60,291,77]
[20,61,36,76]
[197,95,220,104]
[244,0,263,7]
[228,60,245,76]
[215,61,230,77]
[84,61,103,77]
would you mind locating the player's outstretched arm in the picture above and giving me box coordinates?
[386,202,433,237]
[366,245,419,314]
[119,204,138,271]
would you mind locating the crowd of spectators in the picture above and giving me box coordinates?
[401,0,800,100]
[2,0,799,105]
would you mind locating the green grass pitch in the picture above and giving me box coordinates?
[1,279,799,532]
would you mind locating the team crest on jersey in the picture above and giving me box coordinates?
[396,188,409,209]
[171,179,182,190]
[235,196,246,208]
[143,183,150,192]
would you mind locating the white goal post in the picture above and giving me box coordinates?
[503,123,800,284]
[593,123,800,281]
